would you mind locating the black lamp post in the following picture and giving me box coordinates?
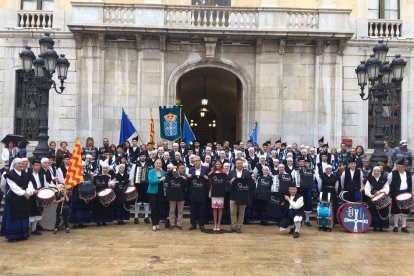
[19,33,70,160]
[355,40,406,167]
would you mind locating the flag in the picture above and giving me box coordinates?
[119,108,137,145]
[64,138,84,190]
[159,105,182,141]
[150,110,155,144]
[250,122,258,145]
[182,114,196,144]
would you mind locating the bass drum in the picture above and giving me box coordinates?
[40,204,62,231]
[337,202,372,233]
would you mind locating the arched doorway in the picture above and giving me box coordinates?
[176,67,242,145]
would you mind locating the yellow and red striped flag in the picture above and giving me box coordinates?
[64,138,84,190]
[150,110,155,144]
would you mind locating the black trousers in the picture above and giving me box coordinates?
[190,200,207,226]
[55,203,70,229]
[149,193,163,226]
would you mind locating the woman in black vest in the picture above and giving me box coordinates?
[2,158,33,242]
[364,166,390,232]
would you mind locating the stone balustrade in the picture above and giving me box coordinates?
[164,6,258,29]
[368,19,402,38]
[18,10,53,28]
[287,11,318,29]
[104,6,135,24]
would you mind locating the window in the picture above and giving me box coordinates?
[14,70,41,140]
[368,92,401,148]
[192,0,231,6]
[368,0,399,20]
[21,0,54,11]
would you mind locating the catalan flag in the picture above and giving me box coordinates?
[150,110,155,144]
[64,138,84,190]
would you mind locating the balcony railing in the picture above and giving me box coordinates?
[164,7,258,29]
[69,3,352,38]
[18,10,53,28]
[368,19,402,38]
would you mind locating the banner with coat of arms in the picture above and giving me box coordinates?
[159,105,182,141]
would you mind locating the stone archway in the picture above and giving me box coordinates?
[166,59,253,142]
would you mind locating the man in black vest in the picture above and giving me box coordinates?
[187,156,209,232]
[129,151,150,224]
[318,165,339,223]
[292,158,315,226]
[279,183,304,238]
[387,160,413,233]
[29,160,45,235]
[340,158,363,202]
[228,158,253,233]
[56,155,70,184]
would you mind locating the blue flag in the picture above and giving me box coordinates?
[119,108,137,145]
[250,122,258,146]
[182,115,196,144]
[159,106,182,141]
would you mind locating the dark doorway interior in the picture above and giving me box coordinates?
[176,67,241,145]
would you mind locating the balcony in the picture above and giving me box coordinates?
[69,3,353,40]
[18,10,53,28]
[368,19,402,38]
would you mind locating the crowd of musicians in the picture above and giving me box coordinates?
[0,136,413,241]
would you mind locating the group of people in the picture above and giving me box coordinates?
[0,136,413,241]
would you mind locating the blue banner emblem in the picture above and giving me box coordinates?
[159,106,182,141]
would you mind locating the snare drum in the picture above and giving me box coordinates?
[98,188,116,207]
[371,193,392,210]
[317,202,334,231]
[37,188,56,208]
[396,193,414,209]
[124,186,138,202]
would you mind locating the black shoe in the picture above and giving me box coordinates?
[53,229,58,234]
[134,218,139,224]
[188,225,197,230]
[65,228,70,233]
[102,222,107,226]
[393,227,399,232]
[73,225,78,229]
[144,217,150,224]
[289,228,295,235]
[97,223,102,227]
[236,228,242,234]
[169,226,174,230]
[373,228,378,232]
[118,221,125,225]
[230,228,237,233]
[293,232,300,238]
[200,225,206,232]
[260,221,269,226]
[177,226,183,230]
[401,227,410,233]
[379,228,385,232]
[78,224,85,228]
[31,230,42,235]
[8,239,18,242]
[305,221,312,227]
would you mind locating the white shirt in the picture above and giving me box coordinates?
[289,195,304,210]
[32,171,42,190]
[6,169,34,196]
[236,169,242,178]
[364,176,390,197]
[399,172,408,190]
[195,168,201,176]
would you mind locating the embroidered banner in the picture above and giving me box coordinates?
[159,106,182,141]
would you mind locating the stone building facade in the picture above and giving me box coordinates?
[0,0,413,150]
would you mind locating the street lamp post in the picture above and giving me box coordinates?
[355,40,406,167]
[19,33,70,160]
